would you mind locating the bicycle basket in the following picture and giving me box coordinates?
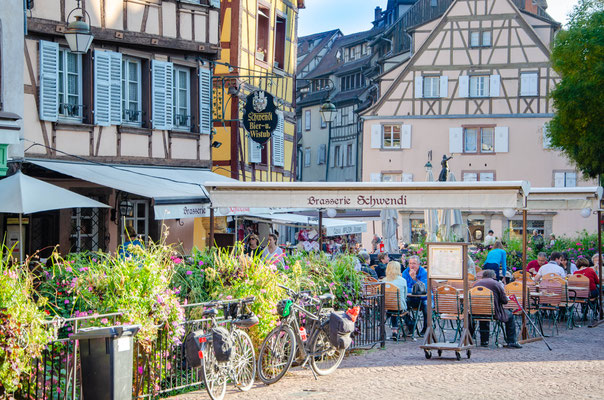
[328,311,355,350]
[276,299,293,318]
[212,327,234,362]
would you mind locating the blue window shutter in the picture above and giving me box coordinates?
[94,50,111,126]
[199,67,212,134]
[165,62,174,130]
[109,52,122,125]
[151,60,173,130]
[39,40,59,122]
[272,112,285,167]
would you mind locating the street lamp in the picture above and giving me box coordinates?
[64,0,94,54]
[320,100,337,182]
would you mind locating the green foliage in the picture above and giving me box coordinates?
[548,0,604,179]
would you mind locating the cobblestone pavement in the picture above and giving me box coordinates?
[173,324,604,400]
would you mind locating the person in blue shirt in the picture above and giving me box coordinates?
[483,241,507,282]
[402,255,428,336]
[119,226,143,259]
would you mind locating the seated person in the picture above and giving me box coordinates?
[574,257,600,299]
[535,252,566,281]
[119,226,143,259]
[402,255,428,336]
[526,252,548,275]
[560,252,578,274]
[358,251,378,279]
[374,252,390,279]
[471,269,522,348]
[383,261,407,340]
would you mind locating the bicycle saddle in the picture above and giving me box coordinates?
[319,293,335,302]
[234,314,259,328]
[203,308,219,317]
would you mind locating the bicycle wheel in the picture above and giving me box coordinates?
[201,342,227,400]
[257,324,296,385]
[309,324,345,376]
[232,329,256,391]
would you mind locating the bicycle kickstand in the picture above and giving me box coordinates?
[300,355,318,380]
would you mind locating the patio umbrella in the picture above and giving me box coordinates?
[0,171,109,262]
[436,172,464,241]
[448,172,464,239]
[380,209,398,253]
[424,163,438,242]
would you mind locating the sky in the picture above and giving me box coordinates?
[298,0,580,37]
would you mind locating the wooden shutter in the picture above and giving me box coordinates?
[439,75,448,98]
[272,112,285,167]
[199,67,212,134]
[542,123,552,149]
[401,124,411,149]
[449,127,463,153]
[151,60,173,130]
[414,76,423,98]
[494,126,509,152]
[371,124,382,148]
[489,75,500,97]
[458,75,469,98]
[109,52,122,125]
[94,51,111,126]
[39,40,59,122]
[249,138,262,163]
[370,173,381,182]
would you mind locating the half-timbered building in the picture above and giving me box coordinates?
[362,0,597,244]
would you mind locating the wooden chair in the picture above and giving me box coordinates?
[512,271,524,281]
[363,280,380,296]
[504,282,524,314]
[539,279,565,335]
[541,272,561,281]
[447,280,465,291]
[468,286,504,347]
[384,283,408,340]
[567,273,597,323]
[467,273,476,282]
[434,285,464,342]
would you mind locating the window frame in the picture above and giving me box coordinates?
[382,124,401,149]
[256,5,271,65]
[346,143,353,166]
[70,207,101,252]
[520,71,539,97]
[469,30,492,48]
[462,125,496,154]
[304,147,311,167]
[553,171,577,188]
[469,75,489,98]
[172,65,191,131]
[423,76,440,98]
[121,57,143,126]
[273,13,287,70]
[305,110,311,131]
[462,170,496,182]
[334,145,341,167]
[121,200,149,243]
[58,48,83,121]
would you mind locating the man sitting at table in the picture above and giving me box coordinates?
[534,252,566,281]
[526,252,548,275]
[402,256,428,336]
[472,269,522,348]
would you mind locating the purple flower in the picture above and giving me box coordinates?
[198,261,204,266]
[138,366,144,375]
[65,266,72,272]
[101,318,109,324]
[186,270,193,275]
[173,257,182,264]
[347,300,353,306]
[64,299,70,304]
[283,265,289,270]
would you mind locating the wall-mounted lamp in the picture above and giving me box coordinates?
[119,199,134,217]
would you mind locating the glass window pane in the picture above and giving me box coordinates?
[480,172,494,181]
[137,203,147,218]
[481,128,494,152]
[129,62,137,81]
[470,32,479,47]
[464,129,477,152]
[463,173,478,182]
[179,71,187,89]
[67,53,77,73]
[482,31,491,46]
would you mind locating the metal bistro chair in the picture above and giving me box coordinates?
[468,286,504,347]
[384,283,409,341]
[434,285,464,343]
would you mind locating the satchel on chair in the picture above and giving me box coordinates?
[412,280,427,295]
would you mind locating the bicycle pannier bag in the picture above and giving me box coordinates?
[212,327,234,362]
[328,311,355,350]
[184,330,205,368]
[412,280,427,296]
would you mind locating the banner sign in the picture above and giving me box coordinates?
[243,91,278,145]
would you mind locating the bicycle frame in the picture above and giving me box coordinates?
[282,298,330,360]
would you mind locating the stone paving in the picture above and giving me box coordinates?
[172,324,604,400]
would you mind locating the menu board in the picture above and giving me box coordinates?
[428,244,464,280]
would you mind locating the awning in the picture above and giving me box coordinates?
[28,159,235,219]
[244,213,367,236]
[206,181,529,210]
[526,187,603,211]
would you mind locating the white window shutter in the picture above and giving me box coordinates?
[199,67,212,134]
[402,173,413,182]
[566,173,577,187]
[494,126,509,152]
[39,40,59,122]
[371,124,382,148]
[530,73,539,95]
[520,73,530,96]
[414,76,423,98]
[401,124,411,149]
[449,127,463,153]
[489,75,500,97]
[458,75,469,98]
[463,173,478,182]
[554,172,565,188]
[370,173,381,182]
[249,138,262,163]
[109,52,122,125]
[439,75,448,98]
[94,51,112,126]
[272,112,285,167]
[542,123,552,149]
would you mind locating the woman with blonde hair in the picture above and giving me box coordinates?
[383,261,408,340]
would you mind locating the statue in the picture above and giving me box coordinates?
[438,154,453,182]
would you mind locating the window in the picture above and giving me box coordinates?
[122,58,142,125]
[58,48,82,119]
[411,219,425,244]
[334,145,341,167]
[510,220,544,239]
[347,144,353,166]
[317,144,326,164]
[423,76,440,98]
[554,172,577,187]
[304,147,311,167]
[274,15,286,69]
[470,30,491,47]
[305,110,311,131]
[70,207,102,252]
[382,125,401,149]
[463,127,494,153]
[297,119,302,134]
[122,200,149,243]
[172,66,191,130]
[257,6,270,62]
[341,73,365,91]
[463,172,494,182]
[520,72,539,96]
[381,173,401,182]
[469,75,489,97]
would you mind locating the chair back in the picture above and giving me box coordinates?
[468,286,495,316]
[363,281,381,296]
[447,280,465,291]
[432,280,447,293]
[384,283,401,312]
[504,281,523,310]
[513,271,524,281]
[363,276,378,283]
[435,285,461,315]
[541,272,560,281]
[540,279,563,306]
[567,274,590,299]
[468,273,476,281]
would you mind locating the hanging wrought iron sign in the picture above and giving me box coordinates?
[243,90,278,145]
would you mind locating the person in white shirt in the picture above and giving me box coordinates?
[535,252,566,281]
[261,233,283,263]
[484,230,496,247]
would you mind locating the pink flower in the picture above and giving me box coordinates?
[138,366,144,375]
[173,257,182,264]
[347,300,353,306]
[198,261,204,266]
[186,270,193,275]
[226,295,233,300]
[101,318,109,324]
[260,289,267,294]
[64,299,70,304]
[65,266,72,272]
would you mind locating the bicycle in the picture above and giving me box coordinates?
[256,284,346,385]
[196,297,258,400]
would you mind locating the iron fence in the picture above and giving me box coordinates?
[352,282,386,350]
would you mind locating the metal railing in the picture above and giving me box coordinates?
[351,282,386,349]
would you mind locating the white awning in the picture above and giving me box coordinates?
[206,181,529,210]
[244,213,367,236]
[526,187,603,211]
[28,159,235,218]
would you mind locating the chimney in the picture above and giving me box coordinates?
[375,6,382,22]
[523,0,538,13]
